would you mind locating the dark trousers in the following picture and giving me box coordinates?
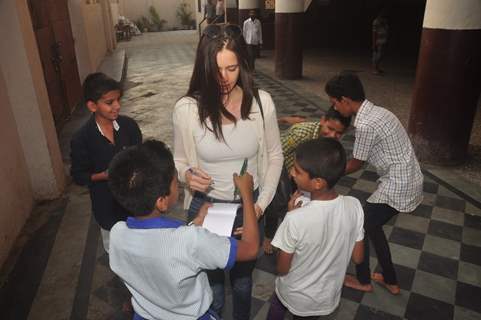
[246,44,259,70]
[356,202,399,285]
[267,293,329,320]
[264,167,294,239]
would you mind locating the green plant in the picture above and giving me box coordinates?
[135,16,151,32]
[149,6,166,31]
[176,1,193,27]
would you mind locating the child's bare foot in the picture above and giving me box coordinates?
[263,238,274,255]
[343,274,373,292]
[371,273,401,295]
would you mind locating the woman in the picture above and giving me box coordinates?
[173,24,283,320]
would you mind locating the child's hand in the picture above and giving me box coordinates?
[287,190,303,212]
[191,202,212,226]
[233,172,253,198]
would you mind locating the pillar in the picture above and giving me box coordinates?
[408,0,481,165]
[0,0,66,199]
[239,0,259,27]
[226,0,238,25]
[275,0,304,79]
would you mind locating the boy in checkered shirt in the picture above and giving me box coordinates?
[325,72,423,295]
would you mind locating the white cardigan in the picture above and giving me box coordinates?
[173,90,284,211]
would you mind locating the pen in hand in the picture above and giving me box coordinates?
[188,168,214,188]
[233,158,248,199]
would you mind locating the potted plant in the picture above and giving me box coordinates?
[149,6,166,31]
[176,1,193,30]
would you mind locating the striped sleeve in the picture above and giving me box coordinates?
[191,227,237,270]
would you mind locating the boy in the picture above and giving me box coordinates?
[263,107,352,254]
[267,138,364,319]
[107,140,259,320]
[70,72,142,253]
[325,72,423,294]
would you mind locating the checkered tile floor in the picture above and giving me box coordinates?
[86,53,481,320]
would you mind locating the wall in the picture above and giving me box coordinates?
[0,0,67,265]
[81,2,109,71]
[0,0,66,200]
[119,0,197,30]
[111,1,120,26]
[0,68,34,267]
[68,0,94,82]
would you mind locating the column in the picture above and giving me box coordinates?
[275,0,304,79]
[0,0,66,199]
[226,0,238,24]
[408,0,481,165]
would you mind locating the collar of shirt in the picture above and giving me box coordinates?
[126,216,184,229]
[353,99,373,128]
[96,120,120,137]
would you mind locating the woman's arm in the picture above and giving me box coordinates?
[256,92,284,212]
[172,99,194,184]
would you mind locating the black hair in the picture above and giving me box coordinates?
[83,72,122,103]
[295,138,346,189]
[324,105,351,129]
[325,72,365,102]
[186,24,255,141]
[108,140,175,217]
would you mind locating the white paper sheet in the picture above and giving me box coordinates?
[202,203,240,237]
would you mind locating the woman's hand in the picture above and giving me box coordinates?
[287,190,303,212]
[185,167,213,193]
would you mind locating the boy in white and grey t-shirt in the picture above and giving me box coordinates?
[107,140,260,320]
[267,138,364,319]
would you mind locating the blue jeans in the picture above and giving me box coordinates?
[188,191,263,320]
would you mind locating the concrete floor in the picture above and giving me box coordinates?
[1,30,481,320]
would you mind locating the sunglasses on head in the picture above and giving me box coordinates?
[202,24,242,39]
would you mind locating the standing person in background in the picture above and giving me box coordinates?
[242,9,263,70]
[216,0,225,23]
[173,24,283,320]
[372,10,389,75]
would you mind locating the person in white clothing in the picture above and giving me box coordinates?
[267,138,364,319]
[173,24,283,320]
[242,9,263,70]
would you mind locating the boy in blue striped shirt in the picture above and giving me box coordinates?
[107,140,259,320]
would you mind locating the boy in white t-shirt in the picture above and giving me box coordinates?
[267,138,365,319]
